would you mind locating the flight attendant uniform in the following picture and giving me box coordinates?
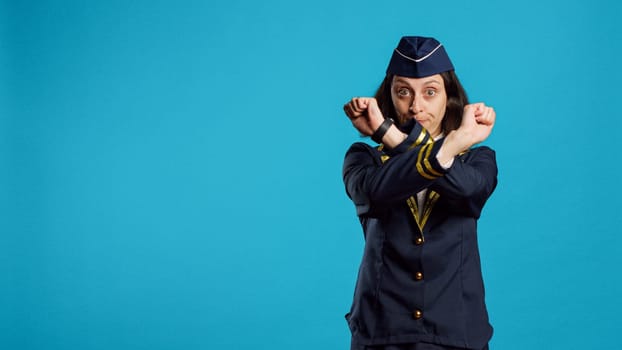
[342,36,498,350]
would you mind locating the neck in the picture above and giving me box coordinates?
[430,130,443,139]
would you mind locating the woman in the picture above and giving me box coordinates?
[342,36,497,350]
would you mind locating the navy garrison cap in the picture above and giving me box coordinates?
[386,36,454,77]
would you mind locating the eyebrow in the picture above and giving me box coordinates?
[423,79,442,85]
[393,78,442,86]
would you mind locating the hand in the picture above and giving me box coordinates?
[436,103,496,165]
[457,103,496,147]
[343,97,385,136]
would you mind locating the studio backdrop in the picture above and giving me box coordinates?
[1,1,621,349]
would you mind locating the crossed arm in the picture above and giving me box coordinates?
[342,97,497,217]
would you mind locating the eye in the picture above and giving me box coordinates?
[397,88,411,97]
[425,89,436,97]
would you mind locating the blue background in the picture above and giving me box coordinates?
[2,0,621,349]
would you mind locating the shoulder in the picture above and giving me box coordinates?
[345,142,381,158]
[346,141,376,151]
[343,142,383,169]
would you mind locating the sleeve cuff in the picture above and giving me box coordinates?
[439,157,455,169]
[414,138,448,180]
[384,122,431,157]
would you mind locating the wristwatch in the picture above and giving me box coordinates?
[371,118,394,144]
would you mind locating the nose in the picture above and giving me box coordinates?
[409,95,423,114]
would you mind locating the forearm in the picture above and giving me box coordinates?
[435,129,472,165]
[379,124,408,149]
[343,139,447,207]
[436,102,495,164]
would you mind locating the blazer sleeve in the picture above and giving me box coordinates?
[429,146,498,218]
[342,124,447,217]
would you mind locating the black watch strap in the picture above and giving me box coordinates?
[371,118,394,144]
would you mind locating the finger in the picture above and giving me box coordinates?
[344,103,358,119]
[354,97,369,111]
[350,98,365,113]
[475,107,495,125]
[346,100,359,113]
[483,107,494,122]
[464,103,480,114]
[343,102,351,113]
[474,103,486,116]
[487,107,496,125]
[474,107,489,122]
[350,104,367,119]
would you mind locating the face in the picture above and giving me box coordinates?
[390,74,447,137]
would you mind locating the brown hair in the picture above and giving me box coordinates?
[374,70,469,133]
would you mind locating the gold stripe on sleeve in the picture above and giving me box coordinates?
[423,143,444,177]
[408,129,428,150]
[416,144,437,180]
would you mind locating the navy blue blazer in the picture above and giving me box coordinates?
[342,122,498,349]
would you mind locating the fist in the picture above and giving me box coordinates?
[459,102,496,145]
[343,97,385,136]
